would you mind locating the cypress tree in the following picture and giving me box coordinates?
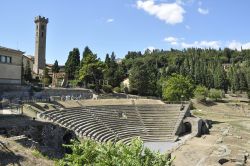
[65,48,80,80]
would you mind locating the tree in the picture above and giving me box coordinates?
[24,60,32,82]
[194,85,208,102]
[213,63,228,91]
[80,46,93,68]
[78,48,105,90]
[129,62,150,95]
[162,74,194,101]
[129,60,158,96]
[42,68,52,86]
[104,52,122,87]
[52,60,60,73]
[65,48,80,80]
[104,53,111,66]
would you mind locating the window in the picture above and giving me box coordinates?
[0,55,12,64]
[1,55,5,62]
[6,57,11,63]
[41,25,45,30]
[42,32,44,37]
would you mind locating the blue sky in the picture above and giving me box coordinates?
[0,0,250,65]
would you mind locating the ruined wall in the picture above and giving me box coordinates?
[1,121,75,158]
[176,117,212,137]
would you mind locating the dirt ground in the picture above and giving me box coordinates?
[0,135,54,166]
[172,98,250,166]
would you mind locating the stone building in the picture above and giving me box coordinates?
[23,55,34,72]
[33,16,49,75]
[0,46,24,84]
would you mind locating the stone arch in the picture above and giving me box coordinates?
[183,122,192,134]
[62,131,75,154]
[63,131,74,145]
[181,117,203,137]
[180,117,210,137]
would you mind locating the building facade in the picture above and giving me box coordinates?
[0,46,24,84]
[33,16,49,74]
[23,55,34,72]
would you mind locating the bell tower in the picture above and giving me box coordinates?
[33,16,48,74]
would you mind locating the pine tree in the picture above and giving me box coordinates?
[65,48,80,80]
[80,46,93,68]
[105,54,111,66]
[52,60,60,73]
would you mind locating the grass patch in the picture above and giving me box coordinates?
[192,110,206,117]
[31,149,50,160]
[31,149,43,158]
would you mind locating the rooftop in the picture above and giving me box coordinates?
[0,46,25,54]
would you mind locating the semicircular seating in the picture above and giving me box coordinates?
[39,99,189,144]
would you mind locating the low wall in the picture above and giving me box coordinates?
[0,87,94,101]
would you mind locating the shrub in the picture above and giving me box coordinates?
[102,85,113,93]
[42,77,52,87]
[68,80,80,87]
[88,84,96,90]
[208,89,224,101]
[113,87,121,93]
[194,85,208,102]
[56,137,174,166]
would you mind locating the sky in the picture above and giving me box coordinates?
[1,0,250,65]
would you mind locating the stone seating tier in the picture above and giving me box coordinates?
[39,100,189,144]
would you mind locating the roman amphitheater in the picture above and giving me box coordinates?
[39,99,190,145]
[1,89,250,165]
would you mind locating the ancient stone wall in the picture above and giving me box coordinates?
[1,121,75,158]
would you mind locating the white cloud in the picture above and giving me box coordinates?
[176,0,185,5]
[181,40,221,49]
[198,7,209,15]
[164,36,186,46]
[228,41,250,50]
[164,36,220,49]
[106,18,114,23]
[136,0,185,25]
[164,36,180,45]
[176,0,196,5]
[146,46,156,52]
[164,37,250,50]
